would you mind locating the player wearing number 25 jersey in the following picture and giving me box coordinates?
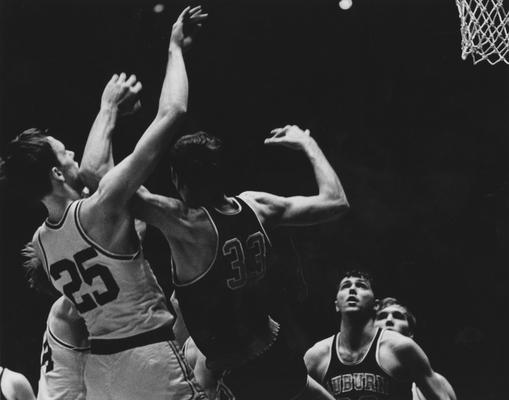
[3,7,208,400]
[134,126,350,400]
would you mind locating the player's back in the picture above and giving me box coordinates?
[173,196,277,371]
[34,199,173,348]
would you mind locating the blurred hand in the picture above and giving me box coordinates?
[101,73,142,116]
[264,125,313,150]
[170,5,208,52]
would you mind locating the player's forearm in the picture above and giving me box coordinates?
[80,106,119,191]
[157,45,188,118]
[303,138,349,208]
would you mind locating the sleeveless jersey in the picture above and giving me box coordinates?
[38,326,89,400]
[323,329,412,400]
[35,200,173,348]
[173,196,278,371]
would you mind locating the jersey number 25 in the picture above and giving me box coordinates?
[49,247,120,313]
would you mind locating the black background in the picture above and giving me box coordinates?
[1,0,508,398]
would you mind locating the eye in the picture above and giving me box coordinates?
[393,311,406,320]
[376,312,387,320]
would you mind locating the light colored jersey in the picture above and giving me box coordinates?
[34,200,207,400]
[34,199,173,341]
[38,326,89,400]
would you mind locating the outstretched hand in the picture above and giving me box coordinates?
[101,73,142,116]
[170,5,208,52]
[264,125,312,150]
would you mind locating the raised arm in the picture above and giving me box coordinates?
[240,125,349,228]
[95,6,207,210]
[79,73,142,192]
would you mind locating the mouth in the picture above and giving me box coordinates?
[346,296,358,303]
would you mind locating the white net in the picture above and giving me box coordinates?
[456,0,509,65]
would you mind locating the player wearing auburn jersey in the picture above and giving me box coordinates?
[304,271,453,400]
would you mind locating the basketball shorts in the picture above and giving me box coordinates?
[218,329,308,400]
[85,339,206,400]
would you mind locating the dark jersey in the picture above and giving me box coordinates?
[323,329,412,400]
[173,196,278,371]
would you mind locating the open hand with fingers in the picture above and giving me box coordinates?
[264,125,313,150]
[101,72,142,116]
[170,5,208,52]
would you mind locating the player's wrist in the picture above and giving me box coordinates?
[301,135,317,152]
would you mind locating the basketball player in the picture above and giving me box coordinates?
[170,293,233,400]
[0,367,35,400]
[304,270,453,400]
[134,125,349,400]
[21,243,89,400]
[375,297,457,400]
[38,297,89,400]
[2,7,207,400]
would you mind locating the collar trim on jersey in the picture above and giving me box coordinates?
[337,328,380,366]
[74,200,141,261]
[44,201,73,229]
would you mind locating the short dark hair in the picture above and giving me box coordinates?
[1,128,58,201]
[337,269,376,294]
[378,297,417,337]
[170,131,225,205]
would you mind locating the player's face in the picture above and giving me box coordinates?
[335,276,375,314]
[47,136,83,192]
[375,304,411,337]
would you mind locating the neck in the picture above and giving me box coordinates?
[42,192,77,223]
[339,313,377,350]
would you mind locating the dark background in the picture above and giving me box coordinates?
[1,0,508,398]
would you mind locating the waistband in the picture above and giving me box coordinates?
[90,325,174,355]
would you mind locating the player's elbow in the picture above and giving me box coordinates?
[321,193,350,220]
[156,101,187,122]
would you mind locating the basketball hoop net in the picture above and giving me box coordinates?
[456,0,509,65]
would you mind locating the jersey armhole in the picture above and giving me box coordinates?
[376,329,408,382]
[172,207,219,287]
[237,194,272,247]
[36,231,51,278]
[321,335,335,383]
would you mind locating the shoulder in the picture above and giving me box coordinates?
[134,186,187,218]
[379,328,416,352]
[378,329,430,380]
[2,369,35,400]
[239,191,287,223]
[304,335,335,382]
[304,335,334,366]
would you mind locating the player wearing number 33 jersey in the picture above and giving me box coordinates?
[134,127,350,400]
[33,199,204,400]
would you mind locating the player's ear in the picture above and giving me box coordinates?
[334,299,340,312]
[50,167,65,182]
[373,298,381,312]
